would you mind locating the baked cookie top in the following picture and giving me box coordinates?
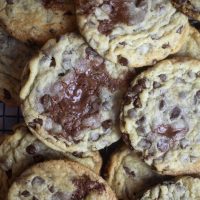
[106,146,163,200]
[0,124,102,183]
[0,26,35,105]
[175,26,200,60]
[75,0,189,68]
[140,176,200,200]
[0,0,77,44]
[171,0,200,21]
[121,58,200,175]
[8,160,117,200]
[20,33,132,153]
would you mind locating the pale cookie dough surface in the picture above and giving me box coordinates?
[121,58,200,175]
[175,26,200,60]
[107,146,163,200]
[76,0,189,68]
[0,0,77,45]
[0,26,35,105]
[171,0,200,21]
[0,124,102,185]
[141,176,200,200]
[20,33,132,153]
[0,168,8,200]
[8,160,117,200]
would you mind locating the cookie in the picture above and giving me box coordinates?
[0,26,36,105]
[0,124,102,186]
[0,0,77,45]
[75,0,189,68]
[121,58,200,175]
[0,168,8,200]
[175,26,200,60]
[106,146,164,200]
[140,176,200,200]
[171,0,200,21]
[20,33,132,153]
[8,160,117,200]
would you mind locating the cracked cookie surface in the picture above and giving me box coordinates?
[0,0,77,44]
[8,160,117,200]
[106,146,164,200]
[141,176,200,200]
[76,0,189,68]
[121,58,200,175]
[0,124,102,186]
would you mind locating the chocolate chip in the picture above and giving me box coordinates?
[102,120,112,130]
[58,73,65,77]
[32,197,39,200]
[118,55,128,66]
[50,57,56,67]
[138,139,151,149]
[21,190,30,197]
[32,176,45,186]
[26,144,37,155]
[153,81,161,89]
[40,94,52,110]
[119,42,127,46]
[98,20,114,35]
[136,116,145,125]
[170,107,181,120]
[3,89,11,100]
[176,25,183,34]
[157,138,169,152]
[159,74,167,82]
[133,97,142,108]
[123,166,135,177]
[162,43,170,49]
[137,78,147,89]
[48,185,55,193]
[72,152,83,158]
[127,108,136,118]
[122,133,134,150]
[28,118,43,129]
[159,100,165,110]
[64,11,73,15]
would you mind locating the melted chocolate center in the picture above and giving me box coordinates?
[40,47,129,141]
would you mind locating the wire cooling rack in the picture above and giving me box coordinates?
[0,101,23,134]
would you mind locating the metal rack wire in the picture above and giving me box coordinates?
[0,101,23,134]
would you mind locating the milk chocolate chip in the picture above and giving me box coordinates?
[26,144,37,155]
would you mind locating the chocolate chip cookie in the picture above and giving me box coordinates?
[121,58,200,175]
[171,0,200,21]
[140,176,200,200]
[0,168,8,200]
[20,33,132,153]
[0,0,77,45]
[0,124,102,186]
[75,0,189,68]
[0,26,35,105]
[106,146,164,200]
[175,26,200,60]
[8,160,117,200]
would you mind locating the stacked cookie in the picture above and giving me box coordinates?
[0,0,200,199]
